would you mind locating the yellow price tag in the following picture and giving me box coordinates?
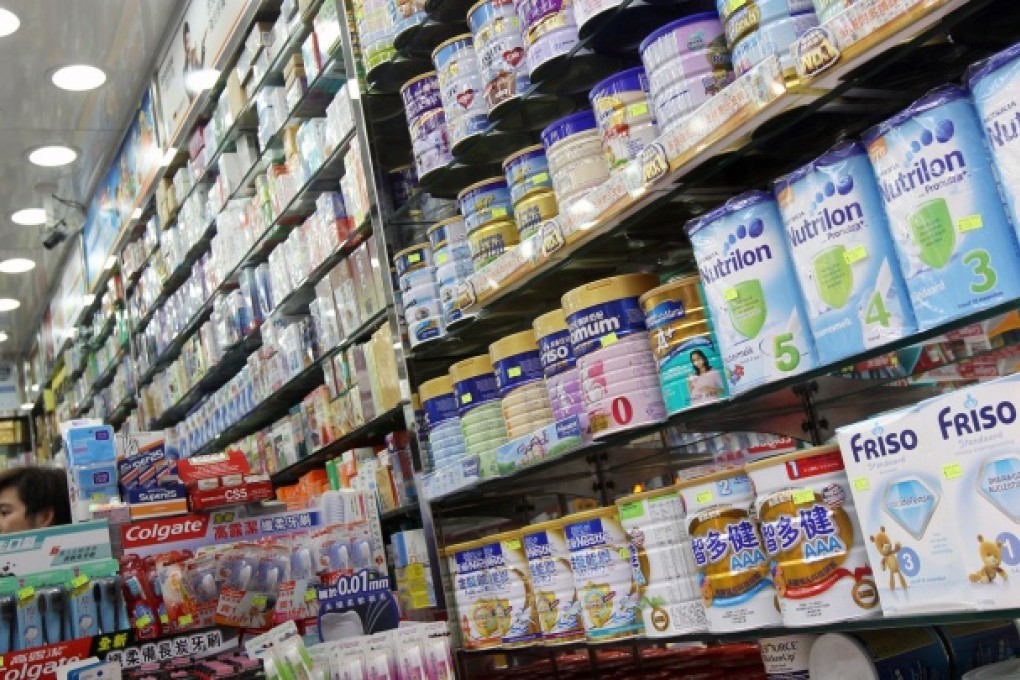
[843,245,868,264]
[958,215,983,232]
[17,587,34,602]
[136,614,152,629]
[178,614,193,627]
[532,172,549,185]
[853,477,870,492]
[728,0,745,12]
[505,538,521,550]
[725,288,739,300]
[160,614,170,624]
[411,592,432,608]
[305,589,317,603]
[436,252,448,265]
[943,462,963,480]
[627,102,649,117]
[252,595,268,608]
[792,489,814,505]
[601,333,619,347]
[491,207,508,218]
[407,563,426,579]
[461,393,472,405]
[71,575,89,590]
[0,655,5,668]
[408,253,421,263]
[696,491,713,504]
[508,367,522,378]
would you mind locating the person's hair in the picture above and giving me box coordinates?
[183,21,190,42]
[0,467,71,527]
[690,349,708,375]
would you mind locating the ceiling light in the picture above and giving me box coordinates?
[52,65,106,92]
[19,403,32,411]
[0,8,19,37]
[30,384,38,391]
[83,293,95,305]
[131,208,142,219]
[184,68,220,93]
[0,298,20,311]
[11,208,46,226]
[0,332,8,342]
[28,145,77,167]
[160,147,177,167]
[103,256,116,270]
[0,258,35,273]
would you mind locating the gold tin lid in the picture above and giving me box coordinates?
[561,273,660,316]
[533,308,567,339]
[449,354,495,382]
[638,274,703,313]
[419,375,455,402]
[470,217,520,241]
[561,505,619,527]
[394,242,431,261]
[458,176,509,202]
[411,392,421,410]
[502,144,546,171]
[744,444,839,472]
[400,71,439,92]
[426,215,466,238]
[489,329,539,363]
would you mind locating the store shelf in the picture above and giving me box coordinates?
[272,401,407,486]
[107,395,136,429]
[380,503,420,521]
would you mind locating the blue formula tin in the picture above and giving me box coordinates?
[685,191,818,393]
[388,165,418,208]
[640,13,729,74]
[427,216,469,252]
[863,85,1020,330]
[468,0,531,112]
[731,10,819,77]
[458,177,514,231]
[432,34,482,89]
[774,141,917,365]
[969,41,1020,243]
[589,67,658,172]
[503,144,552,204]
[394,242,433,279]
[723,0,816,47]
[400,72,453,179]
[450,355,503,416]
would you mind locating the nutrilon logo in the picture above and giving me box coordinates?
[699,217,773,284]
[876,119,965,202]
[849,422,919,462]
[937,393,1017,440]
[787,175,864,247]
[986,102,1020,149]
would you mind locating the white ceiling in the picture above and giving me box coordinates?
[0,0,180,355]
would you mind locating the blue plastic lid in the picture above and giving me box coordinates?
[541,109,598,149]
[639,12,721,56]
[590,66,648,102]
[862,84,970,145]
[684,190,774,236]
[966,40,1020,89]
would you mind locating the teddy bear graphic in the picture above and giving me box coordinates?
[969,535,1009,584]
[870,526,907,590]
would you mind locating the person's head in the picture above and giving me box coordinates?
[690,350,708,375]
[183,21,192,51]
[0,467,71,534]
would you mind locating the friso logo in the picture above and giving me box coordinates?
[699,217,773,284]
[123,516,207,545]
[937,393,1017,440]
[848,422,918,462]
[876,119,965,202]
[788,175,863,247]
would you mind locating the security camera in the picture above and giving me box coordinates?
[42,227,67,250]
[39,190,86,250]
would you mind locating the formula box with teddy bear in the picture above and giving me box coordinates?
[838,371,1020,615]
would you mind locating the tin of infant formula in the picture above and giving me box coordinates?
[427,216,469,252]
[459,177,514,231]
[542,110,611,206]
[731,11,819,78]
[482,531,542,646]
[534,308,576,378]
[514,188,559,239]
[724,0,816,47]
[490,329,548,398]
[616,486,708,636]
[640,276,728,415]
[523,519,587,644]
[561,273,660,358]
[433,34,482,89]
[640,13,729,74]
[421,375,459,429]
[401,73,453,179]
[450,354,502,414]
[504,145,553,204]
[678,467,783,633]
[470,218,520,271]
[405,299,445,345]
[589,67,658,172]
[563,507,644,642]
[447,541,503,649]
[746,445,880,627]
[395,243,433,280]
[468,0,531,112]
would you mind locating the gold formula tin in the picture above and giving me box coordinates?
[469,217,520,272]
[513,187,559,240]
[481,530,542,647]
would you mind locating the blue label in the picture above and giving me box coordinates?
[454,373,500,415]
[565,518,612,551]
[493,350,544,396]
[454,546,487,574]
[538,329,576,377]
[566,298,648,358]
[523,531,553,560]
[423,392,459,428]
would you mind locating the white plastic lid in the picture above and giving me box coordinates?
[808,633,879,680]
[963,659,1020,679]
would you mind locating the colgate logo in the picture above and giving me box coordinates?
[123,516,207,546]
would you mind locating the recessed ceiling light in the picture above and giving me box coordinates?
[0,8,19,37]
[0,298,20,311]
[11,208,45,226]
[0,258,35,273]
[28,145,77,167]
[52,64,106,92]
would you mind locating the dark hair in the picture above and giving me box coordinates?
[183,21,190,41]
[689,349,709,375]
[0,467,71,527]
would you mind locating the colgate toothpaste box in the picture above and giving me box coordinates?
[178,449,275,511]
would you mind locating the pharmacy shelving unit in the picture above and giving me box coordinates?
[344,0,1020,676]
